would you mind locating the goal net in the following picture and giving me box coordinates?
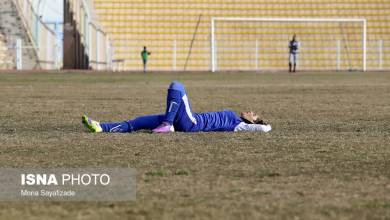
[211,18,367,72]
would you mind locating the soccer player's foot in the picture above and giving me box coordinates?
[82,115,103,133]
[152,122,174,133]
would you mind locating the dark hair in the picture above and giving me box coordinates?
[254,118,267,125]
[241,117,253,124]
[241,117,267,125]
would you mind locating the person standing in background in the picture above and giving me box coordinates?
[141,46,151,73]
[289,35,300,72]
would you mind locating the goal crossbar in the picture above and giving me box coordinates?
[210,17,367,72]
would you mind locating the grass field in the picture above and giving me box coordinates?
[0,71,389,220]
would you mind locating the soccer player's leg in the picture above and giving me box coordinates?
[153,81,197,133]
[101,115,165,133]
[152,81,184,133]
[143,60,147,73]
[289,53,293,72]
[83,114,165,133]
[172,93,198,132]
[293,54,298,72]
[164,81,186,123]
[130,115,166,131]
[168,81,198,131]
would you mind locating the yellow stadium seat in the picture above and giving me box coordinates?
[93,0,390,70]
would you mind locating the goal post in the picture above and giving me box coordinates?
[211,17,367,72]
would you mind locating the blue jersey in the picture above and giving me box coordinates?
[191,110,243,132]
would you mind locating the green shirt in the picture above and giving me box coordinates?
[141,50,150,61]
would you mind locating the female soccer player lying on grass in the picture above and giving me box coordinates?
[82,81,272,133]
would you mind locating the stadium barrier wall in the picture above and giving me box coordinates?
[12,0,60,69]
[64,0,112,70]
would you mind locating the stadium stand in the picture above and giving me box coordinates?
[0,0,39,69]
[92,0,390,71]
[0,0,63,70]
[0,34,14,69]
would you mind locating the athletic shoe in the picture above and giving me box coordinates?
[152,122,174,133]
[82,115,103,133]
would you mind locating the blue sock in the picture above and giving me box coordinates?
[100,115,164,133]
[100,121,131,133]
[129,115,164,131]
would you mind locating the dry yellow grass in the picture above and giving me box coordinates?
[0,71,389,219]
